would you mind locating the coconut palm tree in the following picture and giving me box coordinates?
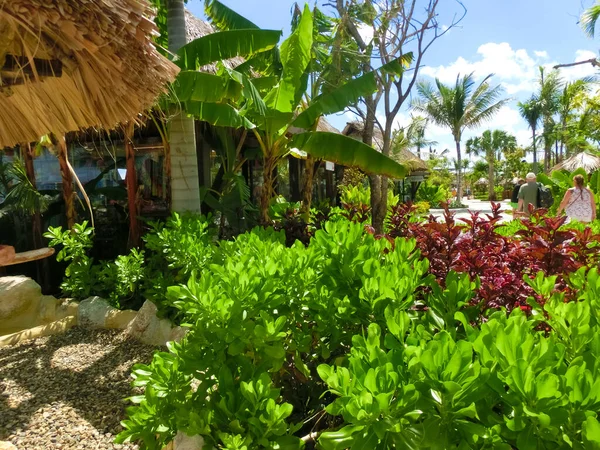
[557,79,592,159]
[391,116,437,158]
[466,130,517,200]
[518,97,542,173]
[537,67,562,171]
[412,73,507,201]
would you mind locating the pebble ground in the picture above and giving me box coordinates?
[0,327,156,450]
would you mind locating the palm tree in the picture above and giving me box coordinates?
[582,2,600,37]
[557,79,591,159]
[518,97,542,173]
[466,130,516,200]
[391,116,437,158]
[537,67,562,171]
[412,73,507,201]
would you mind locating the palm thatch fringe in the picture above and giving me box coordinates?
[0,0,179,147]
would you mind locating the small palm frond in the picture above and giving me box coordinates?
[4,160,50,215]
[582,3,600,38]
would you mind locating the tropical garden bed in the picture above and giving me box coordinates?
[25,196,599,449]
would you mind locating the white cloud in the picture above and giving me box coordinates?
[421,43,597,96]
[420,42,538,90]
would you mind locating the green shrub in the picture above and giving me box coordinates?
[45,213,216,310]
[117,220,430,449]
[414,201,430,215]
[45,222,146,309]
[117,218,600,449]
[416,182,449,207]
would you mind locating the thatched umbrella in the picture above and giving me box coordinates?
[0,0,179,231]
[551,152,600,173]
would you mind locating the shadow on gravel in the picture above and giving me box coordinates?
[0,327,156,444]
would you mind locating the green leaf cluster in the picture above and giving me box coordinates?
[118,219,431,448]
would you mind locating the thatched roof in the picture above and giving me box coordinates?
[342,121,429,173]
[551,152,600,173]
[0,0,179,148]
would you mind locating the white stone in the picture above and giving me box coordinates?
[77,296,115,328]
[126,300,173,346]
[38,295,58,323]
[0,441,17,450]
[0,276,41,321]
[173,432,204,450]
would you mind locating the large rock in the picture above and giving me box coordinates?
[78,296,115,329]
[105,309,138,329]
[126,300,172,346]
[38,295,58,324]
[0,276,42,333]
[173,432,205,450]
[0,441,17,450]
[170,326,188,343]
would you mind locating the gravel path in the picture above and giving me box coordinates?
[0,327,157,450]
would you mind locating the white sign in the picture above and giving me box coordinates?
[325,161,335,171]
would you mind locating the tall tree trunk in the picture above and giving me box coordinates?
[532,127,538,174]
[23,143,50,291]
[167,0,186,50]
[57,137,75,228]
[301,156,316,217]
[124,122,140,248]
[373,122,394,234]
[487,151,495,201]
[543,124,551,172]
[167,0,200,213]
[455,140,463,202]
[260,155,276,224]
[364,96,384,234]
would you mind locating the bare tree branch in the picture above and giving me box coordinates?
[554,58,600,69]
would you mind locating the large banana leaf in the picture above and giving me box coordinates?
[264,5,313,112]
[204,0,258,30]
[292,72,377,129]
[174,71,241,103]
[224,68,267,116]
[185,101,255,129]
[289,132,408,179]
[177,30,282,71]
[291,54,415,130]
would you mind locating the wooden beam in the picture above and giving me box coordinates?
[125,122,140,248]
[57,137,76,229]
[2,55,63,77]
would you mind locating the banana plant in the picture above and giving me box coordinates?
[172,3,409,223]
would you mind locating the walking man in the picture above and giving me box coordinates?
[517,172,538,217]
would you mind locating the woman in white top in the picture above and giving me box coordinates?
[556,174,596,223]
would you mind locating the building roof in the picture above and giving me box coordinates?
[551,151,600,173]
[0,0,179,148]
[342,121,429,173]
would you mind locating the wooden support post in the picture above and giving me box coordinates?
[125,122,140,248]
[57,137,75,229]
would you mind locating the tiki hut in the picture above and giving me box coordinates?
[342,121,429,200]
[0,0,179,147]
[551,152,600,174]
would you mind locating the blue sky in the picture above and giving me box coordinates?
[187,0,600,158]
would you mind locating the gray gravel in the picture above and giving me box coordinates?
[0,327,157,450]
